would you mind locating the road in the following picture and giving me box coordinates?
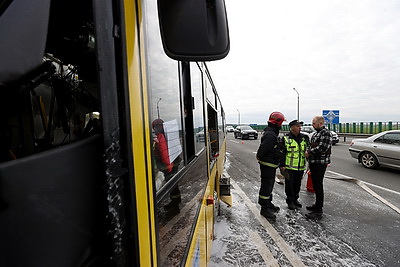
[210,133,400,267]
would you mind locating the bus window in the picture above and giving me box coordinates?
[145,0,183,192]
[191,63,205,155]
[207,104,219,162]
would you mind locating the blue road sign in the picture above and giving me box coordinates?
[323,110,339,124]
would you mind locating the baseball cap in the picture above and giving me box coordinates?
[289,120,303,127]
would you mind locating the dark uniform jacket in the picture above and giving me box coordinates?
[256,125,283,168]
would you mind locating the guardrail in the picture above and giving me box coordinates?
[271,131,373,143]
[338,133,373,142]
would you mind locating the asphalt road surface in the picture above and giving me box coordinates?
[210,133,400,267]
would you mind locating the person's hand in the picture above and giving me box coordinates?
[167,162,174,172]
[305,151,309,158]
[280,167,286,172]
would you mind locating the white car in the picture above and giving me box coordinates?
[300,126,339,145]
[226,126,234,132]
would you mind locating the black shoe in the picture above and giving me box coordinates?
[305,211,323,220]
[165,206,180,217]
[294,201,302,208]
[260,207,276,221]
[164,200,180,210]
[306,205,320,211]
[287,202,296,210]
[269,203,280,213]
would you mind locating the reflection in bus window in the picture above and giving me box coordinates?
[144,0,183,192]
[191,63,205,154]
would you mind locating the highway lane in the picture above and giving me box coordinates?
[211,133,400,266]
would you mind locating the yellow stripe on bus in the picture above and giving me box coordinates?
[124,0,157,265]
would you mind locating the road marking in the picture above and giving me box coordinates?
[326,170,400,215]
[247,229,280,267]
[230,177,306,267]
[230,140,240,144]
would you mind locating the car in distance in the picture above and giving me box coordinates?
[234,125,258,140]
[300,125,339,145]
[226,126,234,132]
[348,130,400,169]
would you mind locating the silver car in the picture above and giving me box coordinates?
[349,130,400,169]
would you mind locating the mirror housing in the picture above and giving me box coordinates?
[158,0,230,61]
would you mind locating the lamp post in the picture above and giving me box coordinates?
[237,109,240,126]
[293,88,299,121]
[157,98,162,118]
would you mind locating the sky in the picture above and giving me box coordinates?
[207,0,400,125]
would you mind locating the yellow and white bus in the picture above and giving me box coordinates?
[0,0,230,266]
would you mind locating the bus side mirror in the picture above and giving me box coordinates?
[158,0,230,61]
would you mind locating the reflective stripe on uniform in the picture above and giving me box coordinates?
[259,195,271,200]
[258,160,279,168]
[170,193,180,199]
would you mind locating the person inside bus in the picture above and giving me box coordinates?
[152,119,181,213]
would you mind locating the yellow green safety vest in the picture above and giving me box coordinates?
[284,136,307,171]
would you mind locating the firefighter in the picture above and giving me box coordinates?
[256,111,285,221]
[280,120,310,210]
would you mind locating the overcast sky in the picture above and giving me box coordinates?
[207,0,400,125]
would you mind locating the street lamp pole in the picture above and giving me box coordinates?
[237,109,240,126]
[293,88,299,121]
[157,98,162,118]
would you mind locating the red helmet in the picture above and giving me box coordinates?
[268,112,285,126]
[152,118,164,129]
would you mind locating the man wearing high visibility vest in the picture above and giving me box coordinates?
[279,120,310,210]
[256,111,285,221]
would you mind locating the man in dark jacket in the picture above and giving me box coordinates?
[256,111,285,221]
[280,120,310,210]
[305,116,332,219]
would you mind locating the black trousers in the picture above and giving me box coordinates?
[309,163,328,209]
[258,165,277,207]
[285,169,304,204]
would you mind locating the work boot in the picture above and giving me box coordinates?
[164,199,181,210]
[294,201,302,208]
[260,207,276,221]
[287,202,296,210]
[305,211,323,220]
[306,204,320,211]
[269,202,280,213]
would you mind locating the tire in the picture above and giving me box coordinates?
[360,152,379,169]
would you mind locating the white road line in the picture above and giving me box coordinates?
[230,178,306,267]
[326,170,400,215]
[247,229,280,267]
[230,140,240,144]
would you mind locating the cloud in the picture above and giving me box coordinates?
[208,0,400,124]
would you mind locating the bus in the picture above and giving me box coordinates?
[0,0,231,266]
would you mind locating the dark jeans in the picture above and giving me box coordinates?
[285,169,304,204]
[258,165,277,207]
[309,163,328,209]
